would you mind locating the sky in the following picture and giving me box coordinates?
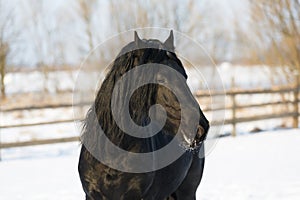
[1,0,251,67]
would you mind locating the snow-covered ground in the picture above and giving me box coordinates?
[4,64,288,95]
[0,143,84,200]
[198,129,300,200]
[0,129,299,199]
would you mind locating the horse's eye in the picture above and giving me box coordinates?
[157,79,165,84]
[157,74,166,84]
[166,52,172,57]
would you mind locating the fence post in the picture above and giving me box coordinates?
[293,73,299,128]
[231,77,237,137]
[0,130,2,161]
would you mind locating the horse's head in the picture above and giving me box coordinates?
[89,31,209,154]
[114,31,209,149]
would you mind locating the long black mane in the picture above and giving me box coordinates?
[81,39,187,154]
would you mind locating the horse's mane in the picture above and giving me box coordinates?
[81,39,187,154]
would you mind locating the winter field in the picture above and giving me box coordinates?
[0,65,299,199]
[0,129,299,199]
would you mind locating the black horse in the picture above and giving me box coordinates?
[78,31,209,200]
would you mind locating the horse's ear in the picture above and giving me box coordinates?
[134,31,142,47]
[164,30,174,51]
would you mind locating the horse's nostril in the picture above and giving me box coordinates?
[196,125,205,140]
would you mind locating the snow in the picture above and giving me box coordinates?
[0,145,85,200]
[1,122,78,143]
[198,129,300,200]
[4,64,288,95]
[4,71,78,94]
[0,129,299,199]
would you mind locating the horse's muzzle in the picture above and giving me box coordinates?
[190,125,207,148]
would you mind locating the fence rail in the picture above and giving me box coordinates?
[0,137,79,149]
[0,101,91,112]
[0,84,299,152]
[195,85,298,97]
[195,83,299,136]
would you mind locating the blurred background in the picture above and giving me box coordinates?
[0,0,299,199]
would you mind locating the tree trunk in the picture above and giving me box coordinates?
[0,63,5,98]
[0,48,7,99]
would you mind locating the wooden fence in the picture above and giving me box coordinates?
[195,84,299,136]
[0,84,299,155]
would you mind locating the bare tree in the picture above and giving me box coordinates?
[251,0,300,127]
[23,0,50,92]
[77,0,97,52]
[22,0,71,93]
[0,42,8,98]
[251,0,300,79]
[0,0,20,98]
[106,0,205,56]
